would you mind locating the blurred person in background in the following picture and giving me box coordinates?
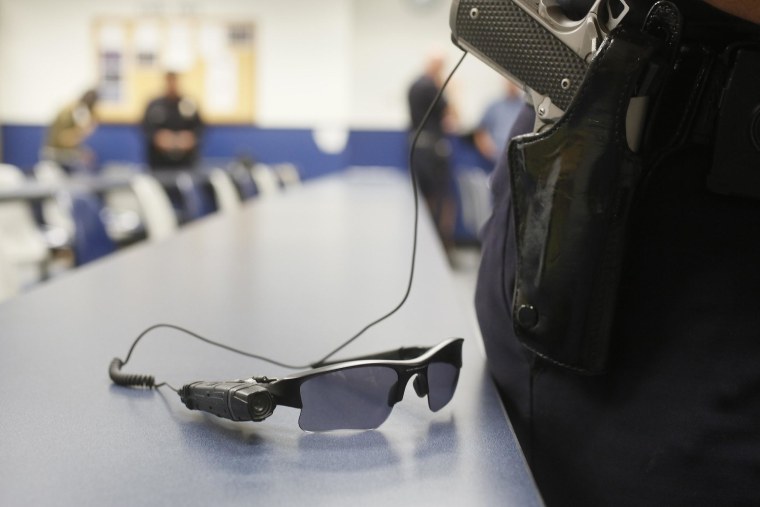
[407,51,458,252]
[473,80,524,165]
[43,89,99,174]
[142,72,204,171]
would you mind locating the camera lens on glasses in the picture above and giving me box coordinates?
[247,387,275,421]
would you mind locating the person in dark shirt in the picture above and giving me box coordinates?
[475,1,760,505]
[407,52,457,251]
[142,72,204,170]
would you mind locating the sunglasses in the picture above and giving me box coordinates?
[178,338,464,431]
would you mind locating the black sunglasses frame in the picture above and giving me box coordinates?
[177,338,464,430]
[267,337,464,410]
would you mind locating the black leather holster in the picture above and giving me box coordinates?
[507,4,677,374]
[508,1,760,374]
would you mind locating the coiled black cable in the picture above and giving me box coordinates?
[109,358,154,388]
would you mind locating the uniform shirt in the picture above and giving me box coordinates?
[477,97,524,158]
[142,96,204,169]
[408,75,447,135]
[46,102,95,150]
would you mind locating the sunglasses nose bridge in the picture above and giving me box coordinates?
[413,372,428,398]
[389,367,428,405]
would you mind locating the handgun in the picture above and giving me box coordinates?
[450,0,630,129]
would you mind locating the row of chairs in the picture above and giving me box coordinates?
[0,164,49,298]
[0,160,301,304]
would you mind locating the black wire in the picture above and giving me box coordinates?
[123,323,312,371]
[155,382,178,393]
[120,51,468,385]
[311,51,468,366]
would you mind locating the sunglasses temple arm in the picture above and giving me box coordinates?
[310,346,430,368]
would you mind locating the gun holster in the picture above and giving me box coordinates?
[508,11,678,374]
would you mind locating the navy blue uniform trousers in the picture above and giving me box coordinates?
[476,104,760,506]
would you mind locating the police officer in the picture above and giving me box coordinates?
[408,51,457,251]
[475,1,760,505]
[142,72,204,171]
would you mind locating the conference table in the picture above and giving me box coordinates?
[0,168,542,506]
[0,174,134,203]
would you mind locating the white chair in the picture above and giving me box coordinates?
[208,169,241,213]
[251,164,281,196]
[274,163,301,188]
[34,160,67,183]
[34,160,75,242]
[130,174,178,242]
[0,164,50,286]
[0,243,20,304]
[0,164,23,182]
[101,163,145,242]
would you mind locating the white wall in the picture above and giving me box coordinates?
[201,0,353,128]
[0,0,505,131]
[0,0,122,125]
[350,0,505,130]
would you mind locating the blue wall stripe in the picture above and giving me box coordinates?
[1,124,348,179]
[2,125,46,170]
[203,126,346,180]
[2,124,490,173]
[346,130,408,169]
[2,123,493,241]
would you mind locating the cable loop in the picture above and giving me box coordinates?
[112,51,469,388]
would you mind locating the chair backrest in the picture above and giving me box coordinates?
[69,193,116,265]
[0,238,21,304]
[227,163,258,199]
[174,172,215,221]
[275,163,301,188]
[130,174,178,242]
[34,160,67,184]
[34,161,75,236]
[251,164,281,196]
[104,187,140,217]
[208,169,241,213]
[0,163,25,186]
[101,164,144,240]
[0,166,49,267]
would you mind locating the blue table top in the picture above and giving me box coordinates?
[0,169,542,506]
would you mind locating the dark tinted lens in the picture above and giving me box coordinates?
[298,366,398,432]
[427,362,459,411]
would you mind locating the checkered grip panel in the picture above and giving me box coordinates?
[453,0,588,111]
